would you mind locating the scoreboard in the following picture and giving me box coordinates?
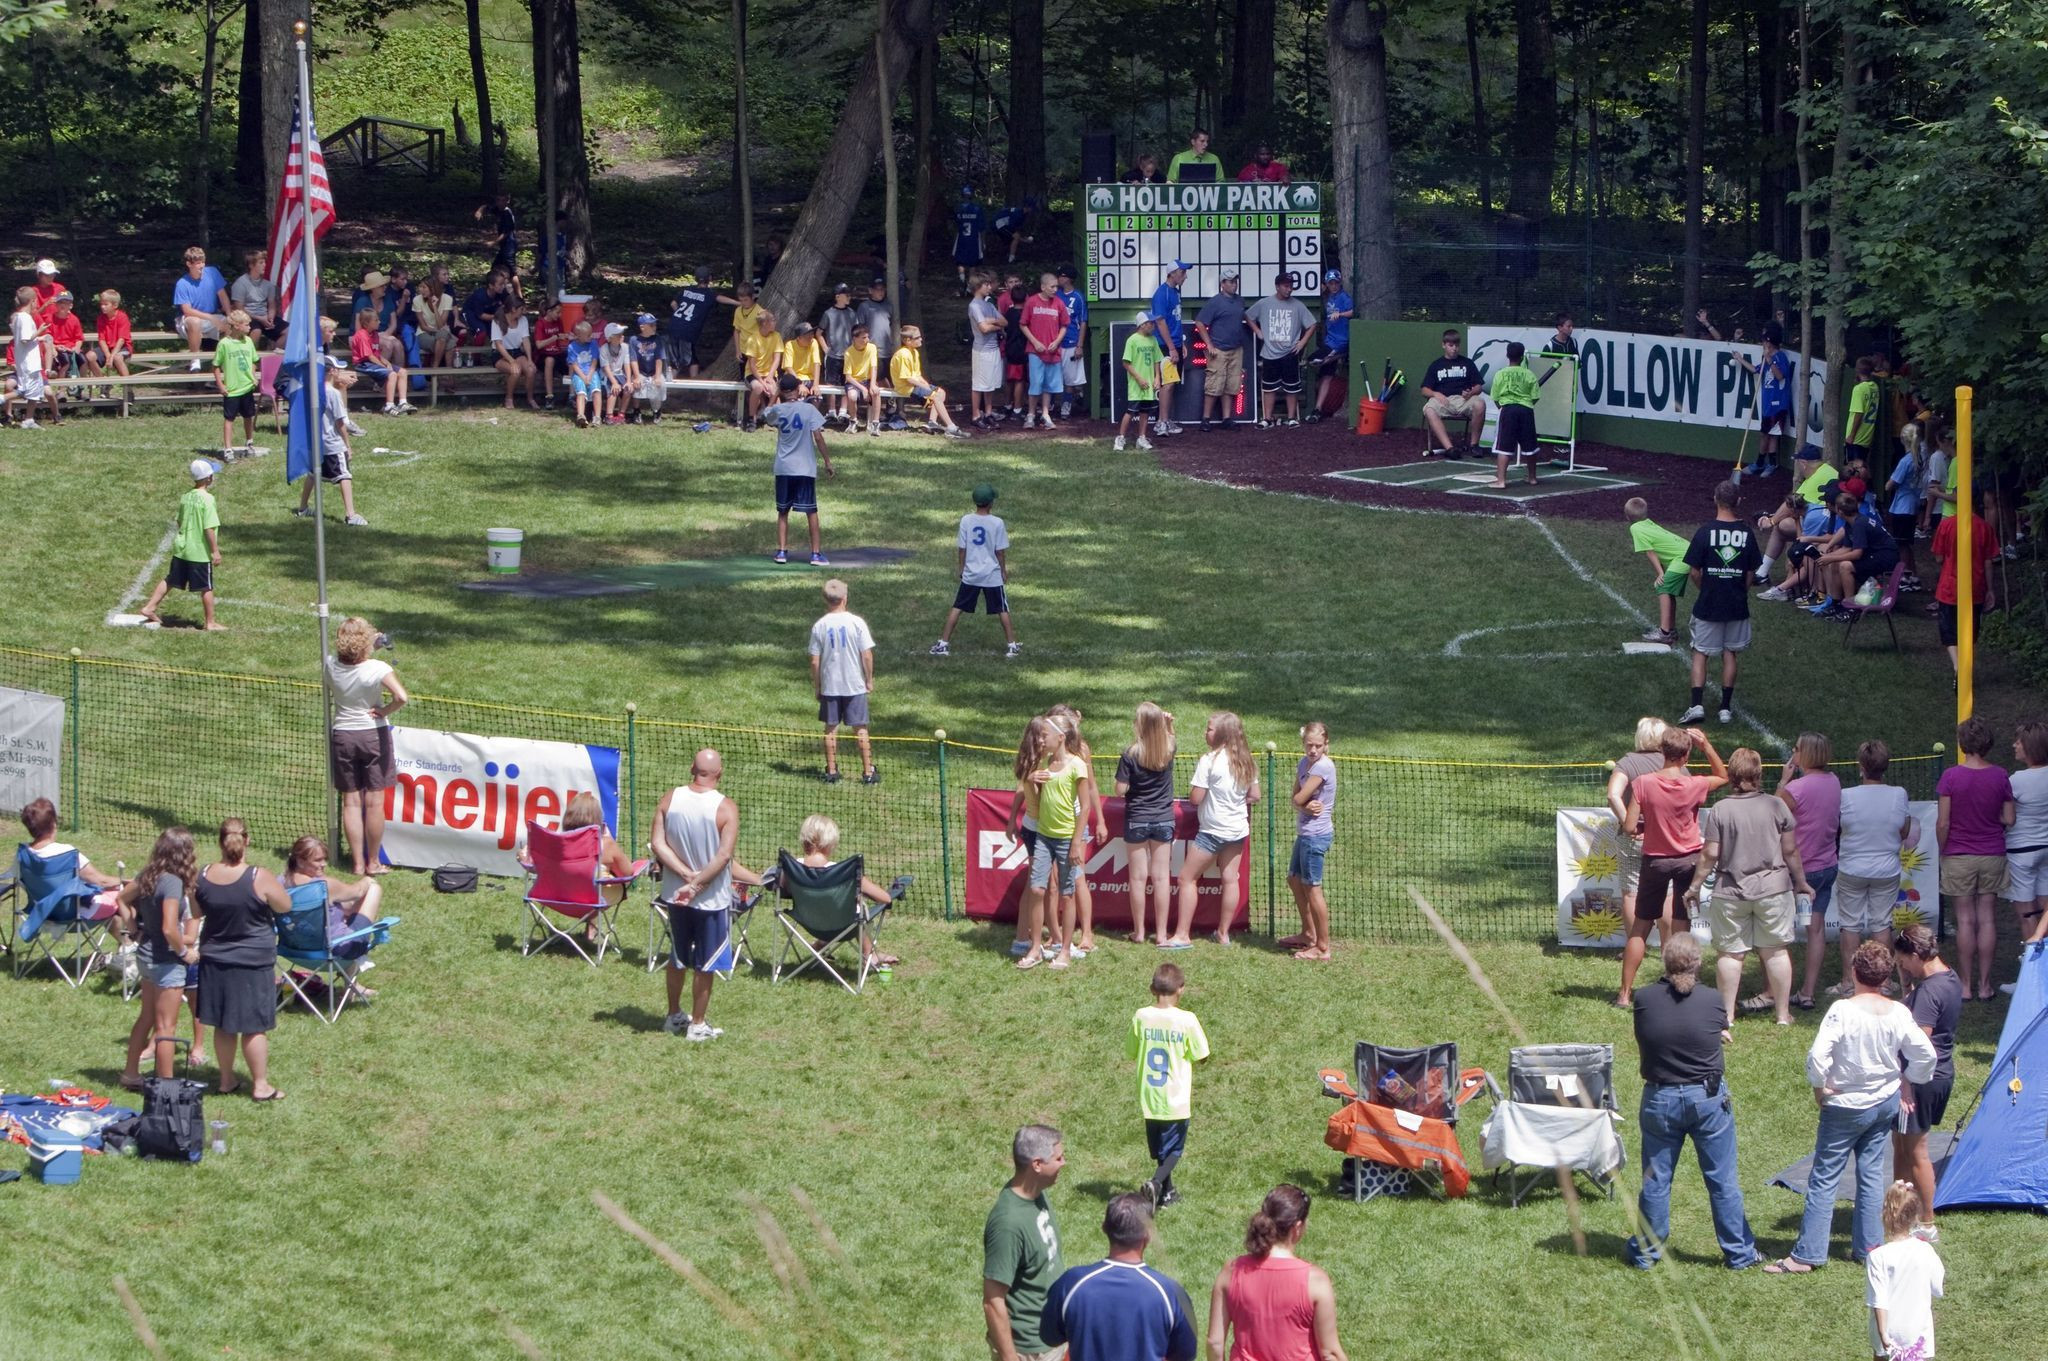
[1082,181,1324,304]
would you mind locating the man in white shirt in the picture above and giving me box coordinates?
[651,749,759,1042]
[809,579,877,785]
[931,483,1018,658]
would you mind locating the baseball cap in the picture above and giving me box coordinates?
[870,275,887,286]
[1168,259,1190,274]
[33,257,56,274]
[189,458,219,482]
[53,290,72,303]
[636,312,657,325]
[833,282,851,295]
[1323,267,1342,282]
[972,482,998,506]
[792,321,815,337]
[1133,312,1153,325]
[1056,265,1075,279]
[1219,266,1241,281]
[604,322,625,338]
[1840,477,1868,499]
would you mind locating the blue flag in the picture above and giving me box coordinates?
[281,257,324,485]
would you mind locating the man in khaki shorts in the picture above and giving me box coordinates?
[1690,748,1812,1026]
[1192,268,1248,431]
[1420,328,1486,455]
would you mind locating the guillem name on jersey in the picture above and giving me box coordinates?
[1087,182,1321,215]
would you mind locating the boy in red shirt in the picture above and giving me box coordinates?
[1932,495,1999,672]
[1614,725,1729,1007]
[532,300,569,408]
[45,291,85,389]
[1019,272,1071,431]
[86,289,133,383]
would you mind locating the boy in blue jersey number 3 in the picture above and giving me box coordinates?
[1129,962,1210,1209]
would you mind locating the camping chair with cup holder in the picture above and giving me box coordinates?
[275,879,401,1024]
[648,867,775,978]
[10,845,122,986]
[1319,1041,1496,1202]
[518,821,648,966]
[770,849,910,994]
[1480,1042,1626,1206]
[1841,561,1908,651]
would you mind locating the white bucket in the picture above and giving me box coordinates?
[486,527,524,575]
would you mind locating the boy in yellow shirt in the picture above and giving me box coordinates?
[889,326,966,438]
[782,321,825,397]
[745,310,783,430]
[842,322,880,436]
[1127,962,1210,1208]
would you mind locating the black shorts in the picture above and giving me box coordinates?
[1495,404,1540,456]
[1258,353,1302,394]
[775,475,818,514]
[823,354,845,384]
[1903,1075,1952,1134]
[1937,601,1981,647]
[664,338,696,372]
[1125,398,1158,415]
[1886,512,1917,543]
[166,558,213,593]
[1760,408,1793,436]
[222,390,256,420]
[1855,550,1899,585]
[329,726,396,792]
[1637,854,1699,922]
[321,450,352,484]
[952,582,1008,614]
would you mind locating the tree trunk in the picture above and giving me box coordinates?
[530,0,594,281]
[1327,0,1398,319]
[1006,0,1043,205]
[906,32,936,326]
[195,0,226,247]
[877,2,902,330]
[1225,0,1276,146]
[1794,1,1814,434]
[1681,0,1706,334]
[259,0,310,211]
[733,0,752,283]
[725,0,937,373]
[1819,14,1858,461]
[1466,7,1490,217]
[234,0,262,188]
[465,0,498,198]
[1506,0,1554,221]
[1757,0,1784,313]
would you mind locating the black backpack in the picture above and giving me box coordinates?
[135,1077,207,1162]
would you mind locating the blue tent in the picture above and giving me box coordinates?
[1935,942,2048,1211]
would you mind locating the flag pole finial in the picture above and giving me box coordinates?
[293,19,307,36]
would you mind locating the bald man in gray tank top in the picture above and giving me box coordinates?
[652,749,760,1041]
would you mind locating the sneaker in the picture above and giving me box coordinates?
[929,640,950,656]
[607,414,625,425]
[1040,418,1057,432]
[860,769,881,786]
[823,771,843,784]
[188,358,203,372]
[1113,435,1126,451]
[345,514,369,527]
[1639,628,1675,644]
[16,419,37,430]
[291,506,313,518]
[1678,705,1706,724]
[1005,642,1022,658]
[1757,585,1791,602]
[1199,420,1216,432]
[1136,436,1154,450]
[662,1012,689,1035]
[1057,402,1072,420]
[1718,707,1733,724]
[944,427,969,439]
[345,418,366,436]
[773,549,788,564]
[575,415,588,429]
[1910,1223,1940,1244]
[1806,599,1837,615]
[1304,411,1323,423]
[1021,414,1037,430]
[1284,418,1301,427]
[1157,1187,1182,1208]
[810,553,828,567]
[742,421,757,433]
[684,1022,724,1042]
[383,403,399,416]
[867,421,880,437]
[1752,569,1771,586]
[1142,1179,1160,1211]
[397,401,417,414]
[1999,982,2016,996]
[1258,419,1275,430]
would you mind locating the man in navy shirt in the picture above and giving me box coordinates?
[1038,1194,1197,1361]
[667,267,716,377]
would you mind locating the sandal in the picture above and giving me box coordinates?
[1790,993,1816,1010]
[1763,1257,1814,1275]
[118,1075,145,1092]
[252,1088,285,1103]
[1739,994,1776,1014]
[1276,933,1311,950]
[1014,953,1042,971]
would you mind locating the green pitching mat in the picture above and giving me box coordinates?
[1325,459,1646,502]
[461,547,915,598]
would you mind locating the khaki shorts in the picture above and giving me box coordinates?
[1940,852,2009,897]
[1708,891,1796,953]
[1833,872,1901,934]
[1616,837,1642,896]
[1203,345,1244,397]
[1425,394,1478,420]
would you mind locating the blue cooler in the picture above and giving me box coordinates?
[29,1129,85,1185]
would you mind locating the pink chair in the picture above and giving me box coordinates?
[1842,561,1907,651]
[519,821,647,965]
[258,354,285,435]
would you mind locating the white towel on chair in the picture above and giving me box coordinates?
[1480,1102,1625,1177]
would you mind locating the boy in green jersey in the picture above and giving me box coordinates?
[1114,315,1163,452]
[139,459,224,631]
[1128,962,1210,1208]
[1488,340,1541,489]
[1624,496,1693,644]
[213,309,259,457]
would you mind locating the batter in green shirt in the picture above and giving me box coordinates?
[1490,363,1539,409]
[983,1185,1062,1355]
[173,487,220,563]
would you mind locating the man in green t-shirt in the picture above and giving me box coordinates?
[983,1124,1066,1361]
[1488,341,1542,489]
[1624,496,1694,644]
[1115,315,1163,453]
[1843,355,1878,461]
[138,458,224,631]
[1165,129,1222,183]
[213,308,260,457]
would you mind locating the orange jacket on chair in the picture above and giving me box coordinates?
[1324,1098,1471,1197]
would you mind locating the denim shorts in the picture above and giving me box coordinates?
[1194,831,1247,856]
[1123,820,1174,845]
[144,956,189,989]
[1289,833,1332,886]
[1029,834,1077,894]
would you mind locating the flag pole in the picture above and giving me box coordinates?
[294,21,338,844]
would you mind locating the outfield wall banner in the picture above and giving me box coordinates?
[0,686,64,816]
[1468,326,1830,439]
[1555,803,1939,949]
[964,789,1249,930]
[380,727,622,875]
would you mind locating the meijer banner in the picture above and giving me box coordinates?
[964,789,1249,932]
[381,728,622,875]
[0,686,64,815]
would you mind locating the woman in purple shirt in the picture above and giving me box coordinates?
[1937,717,2016,1000]
[1779,732,1842,1009]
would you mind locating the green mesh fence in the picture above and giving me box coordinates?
[0,646,1951,942]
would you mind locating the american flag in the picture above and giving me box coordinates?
[265,99,334,316]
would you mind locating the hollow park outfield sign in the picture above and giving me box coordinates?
[1085,182,1322,216]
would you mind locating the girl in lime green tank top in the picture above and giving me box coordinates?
[1013,717,1086,970]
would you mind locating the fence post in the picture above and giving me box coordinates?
[624,703,638,848]
[1264,741,1277,936]
[936,729,953,921]
[67,647,81,833]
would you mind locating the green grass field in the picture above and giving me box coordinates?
[3,408,2043,1359]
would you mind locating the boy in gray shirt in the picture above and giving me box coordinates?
[1244,273,1316,427]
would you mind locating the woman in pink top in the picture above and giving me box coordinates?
[1206,1184,1347,1361]
[1778,732,1843,1009]
[1937,716,2017,1000]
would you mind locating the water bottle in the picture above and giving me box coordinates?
[875,963,893,987]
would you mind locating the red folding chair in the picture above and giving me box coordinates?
[519,821,647,965]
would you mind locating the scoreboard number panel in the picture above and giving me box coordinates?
[1083,182,1324,303]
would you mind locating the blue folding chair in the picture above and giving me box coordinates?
[275,879,399,1024]
[12,845,121,986]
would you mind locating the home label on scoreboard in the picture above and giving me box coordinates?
[1082,182,1323,305]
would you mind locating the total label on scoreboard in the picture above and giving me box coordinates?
[1083,182,1324,304]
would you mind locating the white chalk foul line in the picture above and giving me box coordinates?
[107,524,177,624]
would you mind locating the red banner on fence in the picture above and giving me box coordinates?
[963,788,1251,931]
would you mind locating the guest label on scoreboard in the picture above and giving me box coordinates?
[1082,183,1324,305]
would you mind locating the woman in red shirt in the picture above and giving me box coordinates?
[1615,726,1728,1007]
[1206,1185,1348,1361]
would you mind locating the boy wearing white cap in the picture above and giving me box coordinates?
[1148,261,1190,435]
[140,460,226,630]
[1115,314,1163,452]
[598,322,630,424]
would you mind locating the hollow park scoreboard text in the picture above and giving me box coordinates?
[1083,182,1324,304]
